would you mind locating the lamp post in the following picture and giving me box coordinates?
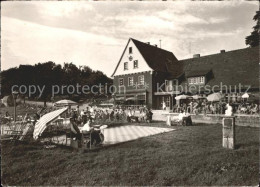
[12,91,19,122]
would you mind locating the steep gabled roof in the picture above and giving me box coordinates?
[111,38,182,77]
[179,46,259,90]
[131,38,180,73]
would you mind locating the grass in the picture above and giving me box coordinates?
[1,122,259,186]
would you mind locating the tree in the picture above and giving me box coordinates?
[1,61,113,104]
[245,11,259,47]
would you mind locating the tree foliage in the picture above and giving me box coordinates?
[245,11,259,47]
[1,62,113,104]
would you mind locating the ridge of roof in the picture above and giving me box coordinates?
[179,46,259,61]
[179,46,259,89]
[130,38,174,54]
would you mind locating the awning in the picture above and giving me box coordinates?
[126,97,136,101]
[137,95,146,100]
[33,107,68,140]
[154,91,181,95]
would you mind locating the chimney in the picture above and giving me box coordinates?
[193,54,200,58]
[154,44,157,47]
[220,49,225,53]
[147,42,150,45]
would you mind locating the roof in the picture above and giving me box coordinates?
[111,38,182,77]
[131,38,180,72]
[179,46,259,90]
[185,69,211,78]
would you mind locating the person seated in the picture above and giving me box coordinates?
[80,110,85,117]
[171,110,185,123]
[139,109,145,122]
[81,119,93,132]
[109,110,115,121]
[146,108,153,122]
[114,110,119,121]
[70,118,81,141]
[105,110,110,121]
[250,104,258,114]
[81,119,102,145]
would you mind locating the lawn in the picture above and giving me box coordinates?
[1,123,259,186]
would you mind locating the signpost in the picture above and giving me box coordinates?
[222,116,236,149]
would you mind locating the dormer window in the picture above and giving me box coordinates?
[124,62,128,70]
[188,76,205,85]
[129,47,132,54]
[134,60,138,69]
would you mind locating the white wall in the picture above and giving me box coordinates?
[113,39,153,76]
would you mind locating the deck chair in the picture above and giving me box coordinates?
[19,124,34,141]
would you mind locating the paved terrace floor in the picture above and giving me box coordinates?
[51,125,175,146]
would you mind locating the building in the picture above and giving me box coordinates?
[111,38,259,110]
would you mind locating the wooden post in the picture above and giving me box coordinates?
[222,116,236,149]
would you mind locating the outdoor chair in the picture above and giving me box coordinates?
[2,123,33,141]
[81,131,92,149]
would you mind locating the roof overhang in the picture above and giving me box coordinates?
[154,91,181,95]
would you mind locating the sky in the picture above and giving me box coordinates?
[1,1,258,76]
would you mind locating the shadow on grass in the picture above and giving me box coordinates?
[235,142,260,149]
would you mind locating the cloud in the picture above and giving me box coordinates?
[1,1,259,76]
[1,16,121,75]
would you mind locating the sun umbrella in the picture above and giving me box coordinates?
[55,99,77,106]
[192,95,204,100]
[107,98,114,103]
[241,93,255,98]
[33,107,68,140]
[206,93,223,102]
[115,97,125,101]
[175,95,192,100]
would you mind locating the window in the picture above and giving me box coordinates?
[138,75,144,85]
[124,62,128,70]
[188,76,205,85]
[128,77,134,86]
[165,96,170,107]
[165,80,173,92]
[173,79,178,85]
[134,60,138,69]
[200,76,205,83]
[129,47,132,54]
[119,78,124,86]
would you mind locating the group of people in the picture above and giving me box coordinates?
[172,101,259,115]
[69,106,153,126]
[68,106,153,147]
